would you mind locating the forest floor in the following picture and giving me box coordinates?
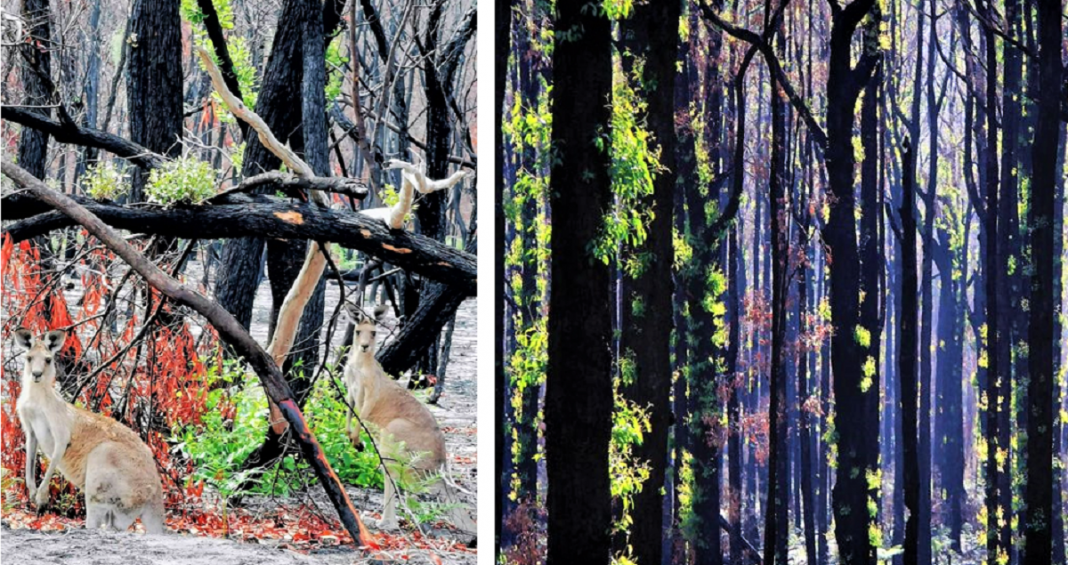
[1,258,478,564]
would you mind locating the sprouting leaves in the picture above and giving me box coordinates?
[82,161,130,201]
[146,156,218,205]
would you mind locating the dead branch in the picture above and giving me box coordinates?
[1,160,369,548]
[1,193,478,292]
[2,106,166,169]
[206,171,368,203]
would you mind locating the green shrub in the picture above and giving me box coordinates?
[172,359,383,499]
[83,162,130,201]
[146,157,217,205]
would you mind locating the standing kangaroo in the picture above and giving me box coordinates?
[14,328,166,533]
[342,306,474,535]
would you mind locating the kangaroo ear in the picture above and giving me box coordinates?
[343,302,363,322]
[44,330,66,353]
[13,328,34,350]
[373,304,388,322]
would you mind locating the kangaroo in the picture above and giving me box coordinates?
[342,305,474,536]
[13,328,166,534]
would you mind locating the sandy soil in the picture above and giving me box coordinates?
[1,258,478,564]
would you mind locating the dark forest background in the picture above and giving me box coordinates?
[494,1,1067,565]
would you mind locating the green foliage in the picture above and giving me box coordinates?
[855,324,872,349]
[180,0,234,29]
[172,360,383,500]
[83,161,130,201]
[602,0,635,20]
[146,157,218,205]
[229,141,246,173]
[171,359,274,498]
[672,227,693,270]
[609,376,652,540]
[182,0,259,112]
[325,35,349,102]
[593,70,661,264]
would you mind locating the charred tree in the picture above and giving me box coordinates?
[544,3,613,564]
[127,0,183,197]
[1022,1,1062,563]
[615,2,679,564]
[17,0,52,181]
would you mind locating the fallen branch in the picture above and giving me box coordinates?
[2,160,370,548]
[377,280,466,377]
[1,194,477,292]
[2,106,167,170]
[207,172,368,203]
[718,514,762,564]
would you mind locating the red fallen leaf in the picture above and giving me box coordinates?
[429,553,444,565]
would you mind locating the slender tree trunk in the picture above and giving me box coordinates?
[616,2,679,564]
[494,0,510,551]
[901,133,922,565]
[764,23,789,565]
[1022,1,1061,562]
[127,0,183,196]
[728,224,745,565]
[824,4,880,564]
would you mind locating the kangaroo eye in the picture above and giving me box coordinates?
[45,359,52,365]
[371,332,377,338]
[354,330,360,336]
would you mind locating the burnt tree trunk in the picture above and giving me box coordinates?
[544,2,613,563]
[1022,1,1061,563]
[824,3,880,565]
[18,0,52,181]
[127,0,183,198]
[615,2,679,564]
[764,21,789,565]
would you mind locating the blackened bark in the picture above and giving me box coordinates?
[857,58,883,564]
[764,23,789,565]
[127,0,183,198]
[824,3,880,565]
[417,0,449,243]
[615,2,679,564]
[2,196,478,289]
[900,135,921,565]
[76,0,102,180]
[513,8,541,506]
[998,1,1024,559]
[672,15,699,553]
[18,0,52,180]
[544,2,612,563]
[2,107,165,170]
[728,225,744,565]
[494,0,510,552]
[979,1,1008,562]
[1022,1,1061,562]
[214,0,339,329]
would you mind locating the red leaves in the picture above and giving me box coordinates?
[1,234,13,275]
[355,513,381,550]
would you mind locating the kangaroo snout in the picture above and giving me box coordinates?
[31,371,43,381]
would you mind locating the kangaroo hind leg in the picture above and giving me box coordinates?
[139,499,166,534]
[85,501,112,530]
